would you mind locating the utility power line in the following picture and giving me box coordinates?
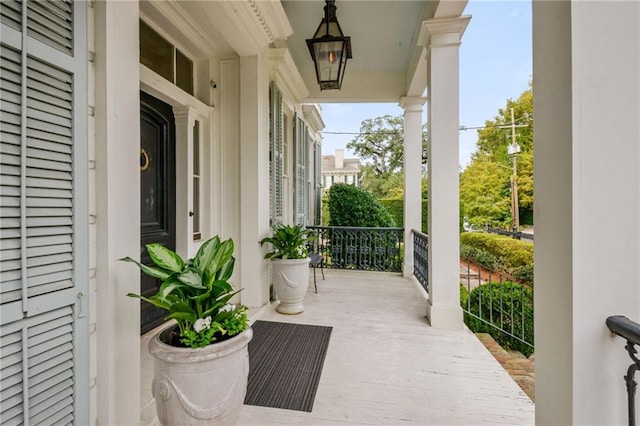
[321,122,530,136]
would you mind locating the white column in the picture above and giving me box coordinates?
[239,54,270,307]
[533,1,640,424]
[420,16,469,329]
[400,97,426,277]
[173,107,196,258]
[93,1,140,424]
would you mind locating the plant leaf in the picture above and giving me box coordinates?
[164,311,197,323]
[201,289,242,317]
[119,257,170,280]
[188,290,212,303]
[216,256,235,282]
[146,243,184,273]
[206,239,234,281]
[211,279,233,294]
[193,236,220,273]
[126,293,171,310]
[156,279,185,300]
[177,268,205,289]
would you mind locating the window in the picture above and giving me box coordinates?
[192,121,201,241]
[140,20,194,95]
[346,175,354,185]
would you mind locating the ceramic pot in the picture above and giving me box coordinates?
[148,326,253,425]
[271,257,310,314]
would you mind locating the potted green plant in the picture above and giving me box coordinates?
[122,236,251,426]
[260,224,316,314]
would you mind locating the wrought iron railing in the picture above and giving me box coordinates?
[606,315,640,426]
[461,256,534,355]
[307,226,404,272]
[412,229,428,293]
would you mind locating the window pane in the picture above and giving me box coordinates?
[140,20,173,83]
[193,177,200,237]
[193,121,200,240]
[193,121,200,174]
[176,49,193,95]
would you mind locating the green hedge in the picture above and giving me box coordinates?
[461,282,534,357]
[460,232,533,286]
[379,198,428,233]
[327,184,395,227]
[460,232,534,286]
[460,232,533,268]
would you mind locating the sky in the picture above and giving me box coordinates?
[320,0,533,169]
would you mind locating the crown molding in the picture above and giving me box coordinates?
[210,1,293,55]
[269,48,310,103]
[302,104,325,133]
[418,15,471,48]
[254,0,293,41]
[140,1,219,58]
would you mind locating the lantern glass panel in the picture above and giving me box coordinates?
[313,40,344,82]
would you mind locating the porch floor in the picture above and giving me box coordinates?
[142,269,535,425]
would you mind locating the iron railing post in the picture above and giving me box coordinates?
[606,315,640,426]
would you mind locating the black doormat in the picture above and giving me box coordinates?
[245,320,332,412]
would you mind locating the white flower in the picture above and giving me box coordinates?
[193,316,212,332]
[220,304,235,313]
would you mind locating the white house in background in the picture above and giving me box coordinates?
[1,1,639,425]
[322,148,361,189]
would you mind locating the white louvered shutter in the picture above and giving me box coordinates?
[269,82,283,226]
[0,1,88,425]
[293,116,308,226]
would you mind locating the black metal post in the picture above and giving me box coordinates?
[606,315,640,426]
[625,341,640,426]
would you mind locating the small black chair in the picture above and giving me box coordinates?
[307,234,325,293]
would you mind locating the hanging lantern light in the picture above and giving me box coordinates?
[306,0,352,91]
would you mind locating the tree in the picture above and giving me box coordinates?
[461,85,534,226]
[347,115,428,198]
[460,157,511,226]
[474,87,533,163]
[347,115,405,176]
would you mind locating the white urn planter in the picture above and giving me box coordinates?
[271,258,310,314]
[149,325,253,425]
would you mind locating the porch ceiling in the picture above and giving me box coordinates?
[141,1,469,104]
[281,0,467,103]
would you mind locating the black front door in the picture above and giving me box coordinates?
[140,92,176,334]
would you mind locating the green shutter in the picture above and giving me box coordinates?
[269,82,283,226]
[315,142,322,225]
[0,1,88,424]
[294,116,307,225]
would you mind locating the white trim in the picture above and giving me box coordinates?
[140,2,218,59]
[140,65,211,116]
[256,0,294,41]
[270,48,309,103]
[302,104,325,133]
[418,16,471,49]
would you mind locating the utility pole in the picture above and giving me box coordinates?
[508,107,520,229]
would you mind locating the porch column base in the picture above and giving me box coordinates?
[426,301,463,329]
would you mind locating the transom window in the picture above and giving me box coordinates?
[140,20,193,95]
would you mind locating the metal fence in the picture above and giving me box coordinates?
[486,225,534,242]
[461,256,534,354]
[412,229,428,293]
[306,226,404,272]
